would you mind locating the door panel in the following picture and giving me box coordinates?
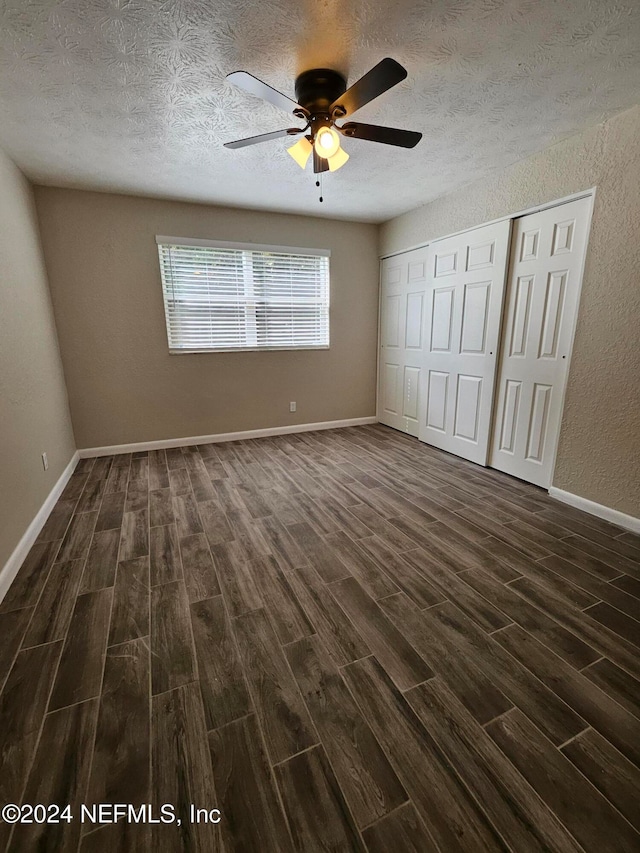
[382,363,400,416]
[490,196,591,487]
[499,380,521,453]
[405,292,424,349]
[526,384,552,462]
[538,271,566,358]
[509,276,532,356]
[426,371,448,431]
[460,283,490,353]
[378,247,429,436]
[408,258,427,281]
[418,219,511,465]
[454,375,483,441]
[434,249,458,277]
[403,366,420,421]
[431,288,454,351]
[466,238,496,270]
[383,293,401,347]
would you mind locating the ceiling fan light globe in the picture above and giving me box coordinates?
[327,147,349,172]
[314,127,341,159]
[287,137,313,169]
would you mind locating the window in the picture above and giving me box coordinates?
[156,237,330,353]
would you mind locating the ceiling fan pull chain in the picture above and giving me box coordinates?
[319,172,323,203]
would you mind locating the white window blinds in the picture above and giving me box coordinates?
[156,237,330,353]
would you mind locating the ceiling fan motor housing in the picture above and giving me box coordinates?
[295,68,347,128]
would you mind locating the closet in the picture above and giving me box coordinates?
[377,195,592,489]
[489,197,592,486]
[417,219,511,465]
[378,246,429,437]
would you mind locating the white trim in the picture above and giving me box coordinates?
[548,487,640,535]
[155,235,331,257]
[379,188,596,259]
[78,417,378,458]
[0,451,79,605]
[169,345,330,355]
[375,257,384,425]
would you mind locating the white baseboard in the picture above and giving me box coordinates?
[79,417,378,458]
[548,486,640,535]
[0,451,80,605]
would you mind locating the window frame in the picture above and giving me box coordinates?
[156,236,331,354]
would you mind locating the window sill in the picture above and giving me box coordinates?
[169,346,331,354]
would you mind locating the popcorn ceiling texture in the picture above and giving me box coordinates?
[380,105,640,517]
[1,0,640,221]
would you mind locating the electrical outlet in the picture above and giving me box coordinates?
[289,401,297,413]
[42,452,49,471]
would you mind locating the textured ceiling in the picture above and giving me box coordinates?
[1,0,639,222]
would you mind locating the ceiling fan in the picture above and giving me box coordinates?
[223,58,422,180]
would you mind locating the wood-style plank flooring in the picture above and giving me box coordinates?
[1,424,639,852]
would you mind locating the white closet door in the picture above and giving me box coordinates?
[378,247,429,436]
[490,196,591,487]
[418,219,511,465]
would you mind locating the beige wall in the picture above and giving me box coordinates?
[0,149,76,570]
[34,189,379,449]
[380,105,640,517]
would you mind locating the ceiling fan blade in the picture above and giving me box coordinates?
[224,128,303,149]
[226,71,301,114]
[338,122,422,148]
[313,149,329,174]
[330,58,407,117]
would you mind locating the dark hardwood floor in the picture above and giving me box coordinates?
[1,424,639,852]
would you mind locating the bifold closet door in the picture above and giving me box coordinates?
[418,219,511,465]
[490,196,591,488]
[378,247,429,436]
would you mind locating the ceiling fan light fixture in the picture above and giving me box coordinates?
[314,126,341,159]
[225,59,421,193]
[327,147,349,172]
[287,136,313,169]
